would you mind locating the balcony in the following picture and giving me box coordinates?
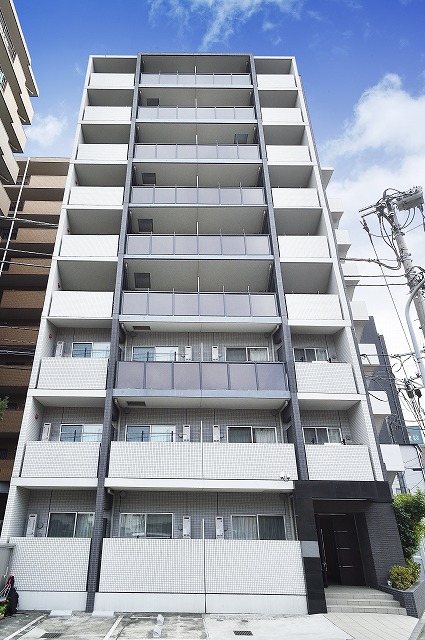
[126,234,270,256]
[97,539,306,613]
[83,106,132,121]
[351,300,369,339]
[14,228,56,247]
[369,390,391,433]
[60,235,119,258]
[0,366,30,389]
[120,291,279,332]
[134,144,260,161]
[328,197,343,227]
[140,73,252,86]
[89,73,135,88]
[257,75,297,90]
[0,182,9,215]
[107,442,297,490]
[0,458,14,481]
[0,290,46,320]
[335,228,351,259]
[22,200,61,216]
[114,361,289,409]
[0,118,18,182]
[305,444,374,481]
[295,361,359,409]
[272,188,320,209]
[37,357,108,391]
[49,291,113,326]
[0,409,23,433]
[137,106,255,121]
[266,145,310,163]
[131,186,265,206]
[359,343,380,377]
[68,187,124,207]
[261,108,303,124]
[76,144,128,161]
[285,294,344,332]
[18,442,100,488]
[278,236,329,259]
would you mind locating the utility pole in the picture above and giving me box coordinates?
[360,186,425,385]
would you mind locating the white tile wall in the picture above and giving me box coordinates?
[50,291,113,318]
[261,108,303,123]
[305,444,374,481]
[37,358,108,389]
[272,188,319,208]
[68,187,124,206]
[60,235,119,257]
[89,73,135,88]
[21,442,100,478]
[257,75,296,90]
[83,106,132,121]
[76,144,128,161]
[286,294,342,320]
[109,443,203,479]
[279,236,329,258]
[295,362,357,394]
[266,146,310,163]
[202,443,298,480]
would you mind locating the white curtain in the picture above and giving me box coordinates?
[248,348,268,361]
[254,428,276,443]
[232,515,258,539]
[75,513,94,537]
[146,514,173,538]
[120,513,146,537]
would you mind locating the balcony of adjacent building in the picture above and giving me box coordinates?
[0,404,24,435]
[114,358,289,409]
[0,117,18,183]
[0,256,50,287]
[0,359,31,393]
[7,173,67,202]
[0,182,9,216]
[368,390,391,433]
[0,289,46,320]
[0,67,26,152]
[1,226,56,254]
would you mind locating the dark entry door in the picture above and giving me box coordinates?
[316,514,365,586]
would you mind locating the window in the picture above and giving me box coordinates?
[227,426,276,443]
[133,346,178,362]
[234,133,248,144]
[294,347,328,363]
[0,448,8,460]
[141,172,156,185]
[47,512,94,538]
[146,98,160,107]
[119,513,173,538]
[226,347,269,362]
[71,342,110,358]
[126,425,175,442]
[138,218,154,233]
[0,229,17,240]
[232,515,286,540]
[134,272,151,289]
[60,424,103,442]
[303,427,342,444]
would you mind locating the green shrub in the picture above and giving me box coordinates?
[393,491,425,560]
[0,600,8,616]
[389,560,421,590]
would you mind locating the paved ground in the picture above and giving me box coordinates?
[0,611,421,640]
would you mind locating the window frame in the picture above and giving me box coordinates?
[293,347,329,363]
[132,346,179,362]
[226,425,277,443]
[302,426,342,445]
[71,341,110,359]
[225,346,269,362]
[125,424,176,442]
[60,424,103,442]
[119,512,174,538]
[231,513,287,540]
[47,511,95,538]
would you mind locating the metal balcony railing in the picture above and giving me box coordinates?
[140,72,251,86]
[134,144,259,161]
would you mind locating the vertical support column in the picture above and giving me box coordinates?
[85,54,142,613]
[249,56,308,480]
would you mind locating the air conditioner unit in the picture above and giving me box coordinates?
[41,422,51,441]
[211,346,219,361]
[26,514,37,537]
[215,516,224,539]
[184,346,192,361]
[212,425,221,442]
[55,341,64,357]
[182,425,190,442]
[182,516,191,538]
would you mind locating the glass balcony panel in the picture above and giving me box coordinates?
[145,362,173,389]
[250,294,277,316]
[174,293,199,315]
[148,292,173,315]
[220,189,242,205]
[199,293,224,316]
[245,236,270,254]
[132,187,154,204]
[159,107,177,118]
[236,107,255,119]
[151,235,174,254]
[174,235,197,254]
[225,295,251,316]
[198,235,221,254]
[176,145,196,159]
[136,145,156,159]
[213,74,231,85]
[221,236,245,254]
[177,74,194,85]
[257,363,286,391]
[174,362,201,389]
[242,188,265,205]
[178,107,196,119]
[238,146,260,159]
[201,362,228,390]
[198,107,215,119]
[127,235,150,254]
[140,73,159,84]
[156,145,176,159]
[159,73,176,84]
[122,292,148,314]
[229,363,257,390]
[155,187,176,204]
[219,146,238,159]
[233,74,251,85]
[197,146,217,159]
[198,188,220,204]
[176,187,197,204]
[218,107,234,119]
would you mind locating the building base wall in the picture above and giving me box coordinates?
[94,592,307,615]
[18,591,87,611]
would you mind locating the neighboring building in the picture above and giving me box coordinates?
[0,158,67,523]
[0,54,405,615]
[0,1,38,520]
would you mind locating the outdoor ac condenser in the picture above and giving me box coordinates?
[26,514,37,537]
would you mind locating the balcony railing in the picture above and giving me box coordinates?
[126,234,270,256]
[137,106,255,120]
[20,442,101,479]
[134,144,259,161]
[295,361,357,395]
[305,444,374,481]
[140,72,252,86]
[278,236,329,259]
[121,291,278,318]
[37,358,108,390]
[285,294,342,321]
[83,106,132,121]
[50,291,113,319]
[131,186,265,206]
[116,361,288,393]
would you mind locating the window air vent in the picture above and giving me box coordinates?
[134,272,151,289]
[233,632,253,637]
[138,218,153,233]
[146,98,160,107]
[41,634,62,639]
[234,133,248,145]
[132,326,151,331]
[127,401,146,407]
[141,172,156,185]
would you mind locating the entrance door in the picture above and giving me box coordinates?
[316,514,365,586]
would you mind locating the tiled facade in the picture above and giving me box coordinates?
[1,53,405,615]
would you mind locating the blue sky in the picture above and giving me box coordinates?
[14,0,425,358]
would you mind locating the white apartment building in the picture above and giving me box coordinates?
[0,53,405,615]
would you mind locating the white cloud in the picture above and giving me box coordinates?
[149,0,304,50]
[321,74,425,357]
[26,113,67,148]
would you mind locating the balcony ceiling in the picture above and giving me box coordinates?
[75,163,127,187]
[87,88,133,107]
[81,123,131,144]
[274,208,322,236]
[125,258,271,292]
[128,206,265,234]
[136,123,257,145]
[67,209,122,235]
[133,163,260,188]
[263,125,305,145]
[139,87,252,107]
[281,262,333,294]
[58,260,117,291]
[141,54,249,74]
[268,165,313,188]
